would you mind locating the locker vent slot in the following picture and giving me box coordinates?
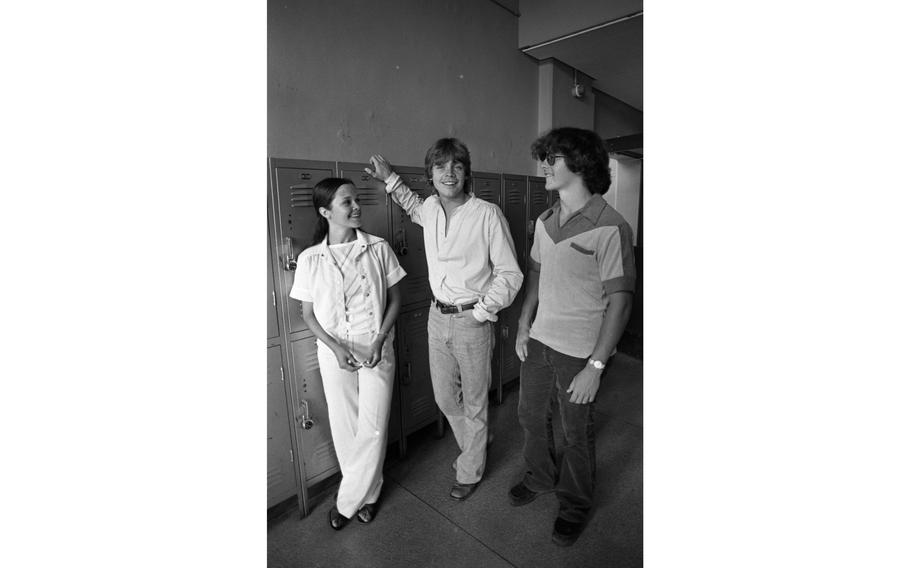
[289,187,314,208]
[403,278,430,299]
[476,188,496,202]
[410,395,436,425]
[357,191,381,206]
[267,466,290,491]
[306,440,338,480]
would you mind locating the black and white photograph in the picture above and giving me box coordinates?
[5,1,910,567]
[266,1,643,565]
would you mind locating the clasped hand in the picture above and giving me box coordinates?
[332,337,385,372]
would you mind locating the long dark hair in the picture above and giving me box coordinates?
[311,177,354,246]
[530,127,611,194]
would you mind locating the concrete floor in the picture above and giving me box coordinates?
[268,353,642,568]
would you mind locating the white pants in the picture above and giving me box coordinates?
[317,331,395,518]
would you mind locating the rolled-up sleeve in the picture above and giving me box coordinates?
[385,173,425,226]
[288,255,313,302]
[378,241,407,288]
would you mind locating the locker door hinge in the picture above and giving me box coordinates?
[272,290,276,306]
[280,367,285,382]
[289,448,294,463]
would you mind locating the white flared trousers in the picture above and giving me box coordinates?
[316,332,395,518]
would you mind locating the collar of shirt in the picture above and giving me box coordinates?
[316,229,375,260]
[540,194,607,243]
[428,193,476,214]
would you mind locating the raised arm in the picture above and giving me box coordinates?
[365,154,424,224]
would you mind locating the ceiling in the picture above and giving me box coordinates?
[519,9,643,111]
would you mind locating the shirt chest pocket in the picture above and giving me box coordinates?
[569,242,595,256]
[565,241,599,278]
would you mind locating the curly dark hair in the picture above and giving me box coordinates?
[530,127,611,194]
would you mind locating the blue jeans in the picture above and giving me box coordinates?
[427,307,494,484]
[518,338,597,523]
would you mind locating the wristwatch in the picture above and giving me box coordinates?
[588,358,605,370]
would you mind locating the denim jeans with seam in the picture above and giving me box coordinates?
[518,337,598,523]
[427,306,494,485]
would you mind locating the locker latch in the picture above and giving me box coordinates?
[395,228,408,256]
[280,236,297,271]
[298,400,315,430]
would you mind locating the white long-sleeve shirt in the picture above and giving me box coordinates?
[385,172,523,322]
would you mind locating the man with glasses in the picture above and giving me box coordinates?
[365,138,522,501]
[511,127,636,546]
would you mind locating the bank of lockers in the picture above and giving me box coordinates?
[268,158,550,516]
[389,166,433,310]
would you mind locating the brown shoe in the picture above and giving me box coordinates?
[449,482,478,501]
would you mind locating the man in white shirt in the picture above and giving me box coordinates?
[366,138,523,501]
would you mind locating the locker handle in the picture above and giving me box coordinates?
[501,325,509,339]
[280,236,297,271]
[298,400,314,430]
[298,172,311,180]
[395,228,408,256]
[402,362,412,385]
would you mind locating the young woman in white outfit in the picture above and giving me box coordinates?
[289,177,406,530]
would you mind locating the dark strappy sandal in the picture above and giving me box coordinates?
[356,503,377,524]
[328,506,349,530]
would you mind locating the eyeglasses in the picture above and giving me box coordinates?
[538,153,566,166]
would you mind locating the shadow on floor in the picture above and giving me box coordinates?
[268,353,642,568]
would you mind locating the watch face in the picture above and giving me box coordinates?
[590,359,605,369]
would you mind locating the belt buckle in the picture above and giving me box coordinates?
[435,300,455,314]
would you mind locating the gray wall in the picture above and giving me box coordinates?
[268,0,541,174]
[595,90,643,139]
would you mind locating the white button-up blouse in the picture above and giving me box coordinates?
[289,230,406,338]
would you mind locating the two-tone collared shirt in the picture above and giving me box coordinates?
[529,195,636,358]
[384,172,523,322]
[289,230,406,338]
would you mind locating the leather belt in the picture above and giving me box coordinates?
[433,299,477,314]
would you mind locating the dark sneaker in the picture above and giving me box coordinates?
[508,481,541,507]
[552,517,584,546]
[449,482,478,501]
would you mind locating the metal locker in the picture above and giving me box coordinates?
[469,170,504,399]
[471,171,502,207]
[268,238,280,340]
[528,176,550,248]
[502,174,528,271]
[387,361,403,452]
[267,345,297,507]
[495,173,529,402]
[337,162,390,243]
[288,333,339,485]
[270,158,337,334]
[396,307,437,438]
[497,303,523,389]
[388,166,433,310]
